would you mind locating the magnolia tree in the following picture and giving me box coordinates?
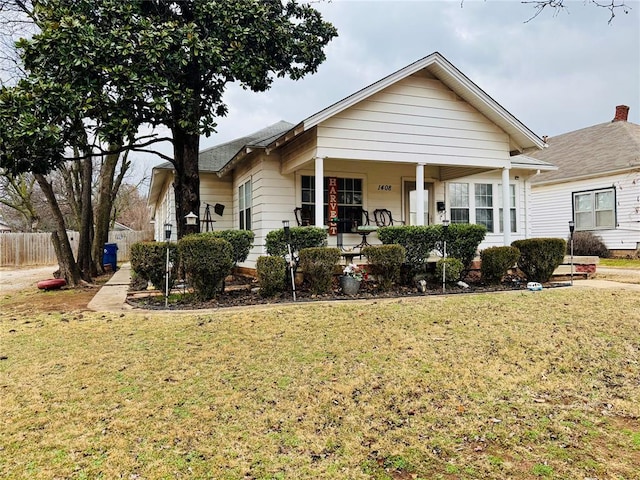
[0,0,337,284]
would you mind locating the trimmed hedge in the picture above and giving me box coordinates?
[480,246,521,284]
[436,257,464,283]
[201,230,255,265]
[512,238,566,283]
[441,223,487,271]
[299,247,340,295]
[130,241,178,290]
[256,256,286,298]
[377,225,440,276]
[178,234,233,300]
[265,227,327,257]
[362,244,406,291]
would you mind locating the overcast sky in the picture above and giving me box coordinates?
[136,0,640,190]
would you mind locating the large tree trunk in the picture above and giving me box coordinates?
[34,173,82,286]
[76,156,94,280]
[171,127,201,239]
[92,146,126,274]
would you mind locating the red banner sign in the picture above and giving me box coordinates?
[328,177,338,236]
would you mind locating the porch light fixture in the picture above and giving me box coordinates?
[282,220,296,301]
[163,222,172,308]
[185,211,198,226]
[569,220,575,286]
[442,219,450,293]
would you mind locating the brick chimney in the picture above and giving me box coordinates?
[612,105,629,122]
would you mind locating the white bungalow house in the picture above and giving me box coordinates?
[529,105,640,256]
[149,52,556,270]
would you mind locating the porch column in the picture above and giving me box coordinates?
[502,167,511,246]
[416,163,425,226]
[314,157,324,227]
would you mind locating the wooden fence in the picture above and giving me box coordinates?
[0,230,151,267]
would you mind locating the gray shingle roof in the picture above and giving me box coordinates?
[198,120,294,173]
[530,120,640,184]
[151,120,295,173]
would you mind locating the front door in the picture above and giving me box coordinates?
[404,181,433,225]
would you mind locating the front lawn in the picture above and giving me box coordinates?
[1,289,639,479]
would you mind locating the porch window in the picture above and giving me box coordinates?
[499,184,517,233]
[449,183,469,224]
[239,179,252,230]
[475,183,494,232]
[301,175,363,231]
[573,188,615,230]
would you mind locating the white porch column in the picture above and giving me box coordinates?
[314,157,324,227]
[416,163,425,226]
[502,167,511,246]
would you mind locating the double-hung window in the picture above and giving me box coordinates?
[475,183,493,232]
[301,176,363,231]
[238,179,252,230]
[499,184,517,233]
[449,183,469,224]
[573,188,615,230]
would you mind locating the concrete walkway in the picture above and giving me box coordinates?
[87,262,133,312]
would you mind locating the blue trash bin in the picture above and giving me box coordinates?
[103,243,118,271]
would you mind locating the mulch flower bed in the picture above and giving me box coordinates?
[126,274,561,310]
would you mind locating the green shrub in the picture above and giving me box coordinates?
[435,257,464,283]
[362,244,406,291]
[265,226,327,257]
[480,246,521,284]
[202,230,255,265]
[569,231,610,258]
[299,247,340,295]
[256,256,286,298]
[130,241,178,290]
[441,223,487,271]
[377,225,440,277]
[178,234,233,300]
[512,238,566,283]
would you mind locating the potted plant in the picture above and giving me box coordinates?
[340,263,367,295]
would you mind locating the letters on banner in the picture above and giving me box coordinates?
[328,177,338,236]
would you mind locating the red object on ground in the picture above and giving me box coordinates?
[37,278,67,290]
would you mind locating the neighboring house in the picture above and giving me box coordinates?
[149,52,555,269]
[0,219,11,233]
[530,105,640,255]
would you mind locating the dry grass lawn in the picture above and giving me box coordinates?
[1,288,639,479]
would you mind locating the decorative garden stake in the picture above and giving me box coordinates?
[569,220,575,286]
[442,219,450,293]
[164,222,172,309]
[282,220,296,301]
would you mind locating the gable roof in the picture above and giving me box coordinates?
[270,51,545,153]
[530,120,640,185]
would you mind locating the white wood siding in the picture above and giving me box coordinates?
[317,75,510,166]
[199,173,233,231]
[235,152,297,269]
[531,173,640,251]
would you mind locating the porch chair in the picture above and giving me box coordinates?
[294,206,312,226]
[373,208,405,227]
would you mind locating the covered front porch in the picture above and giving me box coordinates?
[288,155,524,255]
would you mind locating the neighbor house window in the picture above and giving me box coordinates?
[238,179,252,230]
[475,183,493,232]
[573,188,615,230]
[301,176,363,231]
[449,183,469,224]
[499,184,517,233]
